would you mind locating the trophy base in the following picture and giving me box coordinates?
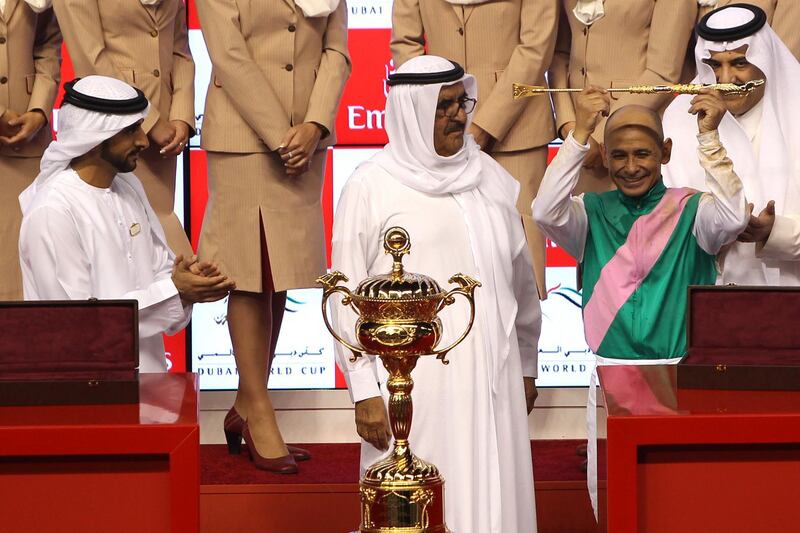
[357,449,451,533]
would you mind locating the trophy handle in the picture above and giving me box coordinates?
[430,273,481,364]
[318,271,366,363]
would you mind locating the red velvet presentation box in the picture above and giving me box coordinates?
[0,300,139,406]
[678,286,800,390]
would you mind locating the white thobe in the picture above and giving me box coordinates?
[332,166,541,533]
[19,169,191,372]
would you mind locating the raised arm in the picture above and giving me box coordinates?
[688,90,749,255]
[533,87,610,260]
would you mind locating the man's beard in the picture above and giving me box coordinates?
[100,142,140,173]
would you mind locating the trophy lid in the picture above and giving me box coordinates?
[354,227,443,300]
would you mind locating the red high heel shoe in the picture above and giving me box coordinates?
[242,422,298,474]
[223,407,245,455]
[223,407,312,461]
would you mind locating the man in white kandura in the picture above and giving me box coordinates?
[331,55,542,533]
[664,3,800,285]
[19,76,234,372]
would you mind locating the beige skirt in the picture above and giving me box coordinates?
[0,155,40,300]
[198,150,327,293]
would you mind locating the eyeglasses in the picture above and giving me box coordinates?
[435,96,477,117]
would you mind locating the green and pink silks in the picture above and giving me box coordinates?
[581,181,717,360]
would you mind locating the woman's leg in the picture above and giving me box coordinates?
[228,290,290,459]
[228,218,294,460]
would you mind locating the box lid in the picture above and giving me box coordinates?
[0,299,138,380]
[685,285,800,366]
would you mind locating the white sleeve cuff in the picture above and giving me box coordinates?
[346,364,382,404]
[566,131,591,152]
[136,277,180,311]
[757,214,800,261]
[696,129,721,148]
[520,353,538,379]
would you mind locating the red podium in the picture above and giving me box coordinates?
[600,365,800,533]
[0,373,199,533]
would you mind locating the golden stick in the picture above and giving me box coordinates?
[512,80,765,100]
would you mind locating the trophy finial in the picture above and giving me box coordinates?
[384,227,411,278]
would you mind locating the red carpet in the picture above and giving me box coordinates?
[200,439,606,485]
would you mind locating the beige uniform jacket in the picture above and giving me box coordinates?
[550,0,697,141]
[391,0,558,152]
[699,0,800,60]
[195,0,351,153]
[52,0,194,134]
[0,2,60,158]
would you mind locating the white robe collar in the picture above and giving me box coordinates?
[734,96,764,151]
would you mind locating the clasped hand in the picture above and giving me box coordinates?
[149,118,190,157]
[738,201,776,244]
[278,122,322,177]
[172,254,236,306]
[0,109,47,148]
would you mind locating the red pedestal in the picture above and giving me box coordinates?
[0,373,199,533]
[600,365,800,533]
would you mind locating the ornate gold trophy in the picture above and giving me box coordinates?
[318,227,481,533]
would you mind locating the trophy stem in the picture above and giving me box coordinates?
[387,371,414,455]
[384,355,418,455]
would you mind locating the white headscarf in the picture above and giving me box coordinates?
[573,0,604,26]
[2,0,52,13]
[294,0,339,17]
[18,76,167,249]
[368,55,526,393]
[663,6,800,216]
